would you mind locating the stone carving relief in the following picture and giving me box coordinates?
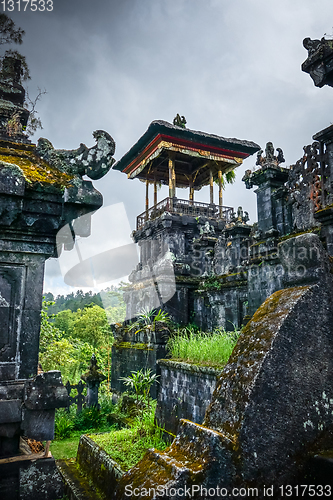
[287,142,329,211]
[36,129,115,180]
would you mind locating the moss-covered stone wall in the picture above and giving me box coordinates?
[155,359,220,437]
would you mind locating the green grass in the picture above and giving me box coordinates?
[89,404,168,471]
[52,398,168,468]
[50,432,81,459]
[167,327,239,368]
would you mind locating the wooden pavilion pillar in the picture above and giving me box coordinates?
[209,165,214,205]
[218,168,223,217]
[154,173,158,207]
[189,177,194,205]
[168,153,176,210]
[145,177,149,221]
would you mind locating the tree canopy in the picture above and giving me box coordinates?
[0,14,24,46]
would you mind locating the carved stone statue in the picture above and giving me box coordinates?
[302,37,333,87]
[36,130,115,180]
[255,142,285,168]
[265,141,275,161]
[173,114,187,128]
[303,37,323,55]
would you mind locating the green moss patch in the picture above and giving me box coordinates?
[0,140,73,187]
[89,411,167,471]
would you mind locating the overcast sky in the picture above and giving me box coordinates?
[8,0,333,296]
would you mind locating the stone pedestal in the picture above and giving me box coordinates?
[81,355,106,408]
[125,212,225,324]
[244,163,290,237]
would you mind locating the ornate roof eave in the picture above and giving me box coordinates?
[113,120,260,177]
[128,143,241,181]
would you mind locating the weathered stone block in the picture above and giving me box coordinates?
[23,371,68,410]
[76,435,123,496]
[19,458,64,500]
[21,408,55,441]
[0,399,21,424]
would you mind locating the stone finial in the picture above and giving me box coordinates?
[81,354,106,409]
[230,206,249,225]
[81,354,105,383]
[1,56,23,85]
[303,37,323,55]
[255,142,285,167]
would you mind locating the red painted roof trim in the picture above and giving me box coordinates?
[124,133,248,176]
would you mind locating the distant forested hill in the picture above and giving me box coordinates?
[40,285,126,383]
[44,286,124,315]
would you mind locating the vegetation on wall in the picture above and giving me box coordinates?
[167,325,239,368]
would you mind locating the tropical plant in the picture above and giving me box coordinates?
[133,308,170,335]
[214,170,236,188]
[54,409,74,440]
[119,368,159,409]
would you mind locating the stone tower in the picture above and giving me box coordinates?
[113,119,260,324]
[0,57,114,498]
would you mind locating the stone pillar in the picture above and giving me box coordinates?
[168,154,175,209]
[224,218,251,270]
[189,178,194,204]
[242,144,289,237]
[81,355,106,408]
[154,173,158,207]
[313,124,333,256]
[0,57,115,469]
[254,169,289,235]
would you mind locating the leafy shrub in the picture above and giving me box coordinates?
[98,393,115,415]
[73,406,104,431]
[119,368,158,408]
[55,409,74,440]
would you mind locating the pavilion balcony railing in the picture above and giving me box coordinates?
[136,197,234,230]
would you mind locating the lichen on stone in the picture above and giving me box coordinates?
[0,140,73,188]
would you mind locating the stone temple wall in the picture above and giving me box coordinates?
[112,136,333,402]
[155,359,220,438]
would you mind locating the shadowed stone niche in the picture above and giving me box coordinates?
[0,57,114,499]
[114,233,333,499]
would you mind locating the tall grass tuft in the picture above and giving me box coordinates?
[167,326,239,368]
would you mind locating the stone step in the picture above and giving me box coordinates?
[56,459,104,500]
